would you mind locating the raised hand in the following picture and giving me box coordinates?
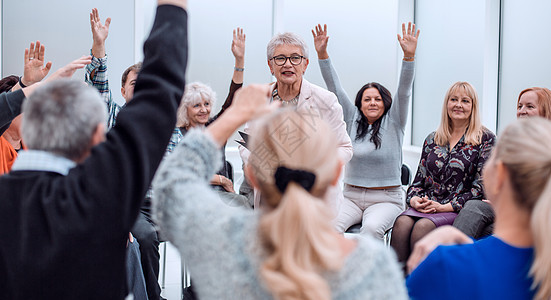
[47,55,93,82]
[22,41,52,86]
[312,24,329,59]
[206,84,280,147]
[90,8,111,58]
[232,28,246,61]
[397,22,420,59]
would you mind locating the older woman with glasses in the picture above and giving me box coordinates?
[240,32,352,211]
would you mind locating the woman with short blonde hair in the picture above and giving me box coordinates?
[391,81,496,269]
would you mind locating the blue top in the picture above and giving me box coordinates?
[406,235,534,300]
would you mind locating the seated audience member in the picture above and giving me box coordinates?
[390,81,495,269]
[0,76,23,174]
[176,28,249,208]
[312,23,418,238]
[0,1,188,299]
[239,31,353,211]
[407,117,551,300]
[453,87,551,239]
[85,8,183,299]
[153,98,407,299]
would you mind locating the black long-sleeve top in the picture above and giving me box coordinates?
[0,5,188,299]
[0,89,25,135]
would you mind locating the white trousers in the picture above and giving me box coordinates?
[335,184,405,239]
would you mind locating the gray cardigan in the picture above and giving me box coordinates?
[152,130,407,299]
[319,58,415,187]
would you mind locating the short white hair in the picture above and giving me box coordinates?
[177,82,216,127]
[266,32,309,60]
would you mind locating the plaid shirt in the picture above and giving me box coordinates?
[85,53,182,199]
[84,54,121,129]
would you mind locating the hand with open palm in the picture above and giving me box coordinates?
[397,22,420,59]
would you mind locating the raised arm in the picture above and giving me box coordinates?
[390,22,419,129]
[231,27,245,85]
[1,54,91,135]
[90,8,110,60]
[11,41,52,92]
[312,24,355,124]
[213,27,246,120]
[84,8,119,128]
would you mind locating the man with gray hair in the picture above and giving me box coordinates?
[0,1,188,299]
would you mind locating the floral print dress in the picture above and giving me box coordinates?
[404,130,495,222]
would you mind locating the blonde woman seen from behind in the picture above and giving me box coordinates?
[153,87,407,299]
[407,117,551,300]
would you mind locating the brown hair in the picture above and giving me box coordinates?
[121,62,142,87]
[0,75,19,93]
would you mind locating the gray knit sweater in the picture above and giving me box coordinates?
[319,59,415,187]
[152,130,407,299]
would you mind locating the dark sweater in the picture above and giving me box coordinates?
[0,5,187,300]
[0,89,25,135]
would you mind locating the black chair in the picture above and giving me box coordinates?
[225,160,234,183]
[345,164,412,245]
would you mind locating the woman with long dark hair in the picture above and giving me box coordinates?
[312,23,418,238]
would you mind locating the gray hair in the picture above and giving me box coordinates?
[177,82,216,127]
[266,32,309,60]
[22,79,107,161]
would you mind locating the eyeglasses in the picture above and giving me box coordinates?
[270,55,304,66]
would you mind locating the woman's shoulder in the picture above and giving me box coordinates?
[481,127,497,141]
[332,236,407,298]
[422,131,437,146]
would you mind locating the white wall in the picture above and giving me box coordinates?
[2,0,136,106]
[498,0,551,132]
[412,0,500,146]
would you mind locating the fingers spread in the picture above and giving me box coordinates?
[44,61,53,73]
[38,44,46,61]
[29,42,35,59]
